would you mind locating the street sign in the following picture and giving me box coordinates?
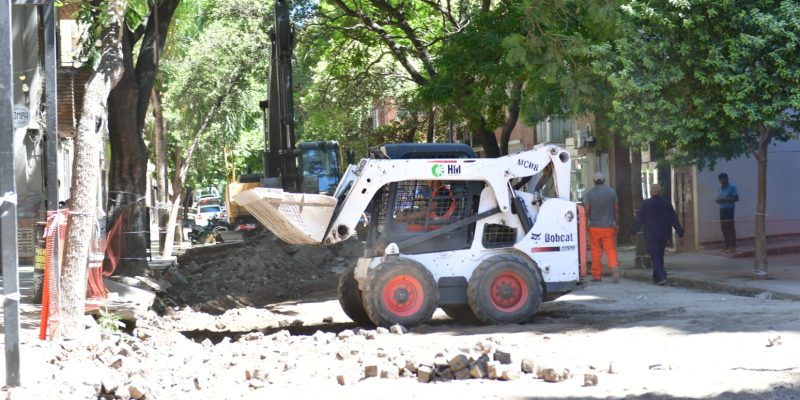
[12,104,28,128]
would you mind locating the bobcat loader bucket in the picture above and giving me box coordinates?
[233,188,337,245]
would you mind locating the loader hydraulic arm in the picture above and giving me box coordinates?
[321,145,572,245]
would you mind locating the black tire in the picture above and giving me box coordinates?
[467,254,542,324]
[362,258,438,327]
[337,263,372,326]
[441,304,478,322]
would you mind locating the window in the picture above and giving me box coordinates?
[536,118,576,144]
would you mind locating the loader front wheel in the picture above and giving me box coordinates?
[337,264,372,326]
[468,254,542,324]
[363,258,438,327]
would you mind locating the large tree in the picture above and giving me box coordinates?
[604,0,800,275]
[313,0,525,157]
[60,0,128,338]
[105,0,180,276]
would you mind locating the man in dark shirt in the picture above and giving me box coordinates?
[716,172,739,252]
[633,184,684,285]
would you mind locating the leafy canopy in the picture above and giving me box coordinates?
[601,0,800,167]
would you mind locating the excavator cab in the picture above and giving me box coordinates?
[298,141,341,194]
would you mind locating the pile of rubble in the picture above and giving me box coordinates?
[330,327,597,386]
[159,232,361,314]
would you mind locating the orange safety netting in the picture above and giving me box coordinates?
[39,210,127,340]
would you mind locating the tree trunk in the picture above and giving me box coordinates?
[476,116,500,158]
[499,82,523,156]
[151,89,168,204]
[631,146,643,209]
[754,124,770,276]
[426,108,435,143]
[105,0,180,276]
[613,135,633,245]
[161,72,238,258]
[59,0,127,338]
[151,88,169,252]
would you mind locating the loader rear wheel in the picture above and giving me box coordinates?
[363,258,438,327]
[441,305,478,323]
[467,254,542,324]
[337,264,372,326]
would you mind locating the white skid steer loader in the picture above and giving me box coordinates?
[235,144,587,327]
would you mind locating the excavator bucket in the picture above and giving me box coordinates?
[233,188,337,245]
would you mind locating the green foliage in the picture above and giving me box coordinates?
[97,309,126,333]
[503,0,623,125]
[603,0,800,167]
[158,0,272,187]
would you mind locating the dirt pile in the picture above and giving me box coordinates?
[158,233,361,315]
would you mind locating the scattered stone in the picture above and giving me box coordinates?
[436,368,454,381]
[448,354,470,372]
[583,374,598,386]
[494,350,512,365]
[389,324,407,335]
[767,336,782,347]
[336,375,347,385]
[335,351,350,360]
[376,327,390,335]
[417,365,434,383]
[501,369,520,381]
[337,329,355,340]
[247,379,265,388]
[404,359,418,373]
[127,379,147,399]
[454,367,472,380]
[433,356,449,369]
[486,361,501,379]
[364,365,379,378]
[539,368,571,383]
[521,358,536,374]
[380,368,399,379]
[469,364,487,379]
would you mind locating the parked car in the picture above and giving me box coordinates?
[195,204,224,227]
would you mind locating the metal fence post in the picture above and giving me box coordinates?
[0,0,22,387]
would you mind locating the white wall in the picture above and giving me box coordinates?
[695,138,800,244]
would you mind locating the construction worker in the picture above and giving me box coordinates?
[633,184,684,285]
[584,171,620,283]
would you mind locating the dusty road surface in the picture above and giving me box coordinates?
[4,272,800,400]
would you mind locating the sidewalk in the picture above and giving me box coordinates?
[611,247,800,300]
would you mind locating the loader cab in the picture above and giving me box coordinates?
[363,179,487,256]
[356,143,481,255]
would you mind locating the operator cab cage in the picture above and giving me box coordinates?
[368,143,477,160]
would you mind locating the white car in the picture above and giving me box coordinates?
[195,204,224,227]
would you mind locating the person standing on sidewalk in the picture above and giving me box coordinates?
[633,184,684,285]
[716,172,739,252]
[584,171,620,283]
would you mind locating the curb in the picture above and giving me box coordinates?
[620,266,800,302]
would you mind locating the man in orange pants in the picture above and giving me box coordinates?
[584,172,620,282]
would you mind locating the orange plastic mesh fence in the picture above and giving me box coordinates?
[40,209,68,340]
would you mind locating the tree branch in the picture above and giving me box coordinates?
[368,0,437,76]
[419,0,459,28]
[329,0,430,85]
[500,81,523,156]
